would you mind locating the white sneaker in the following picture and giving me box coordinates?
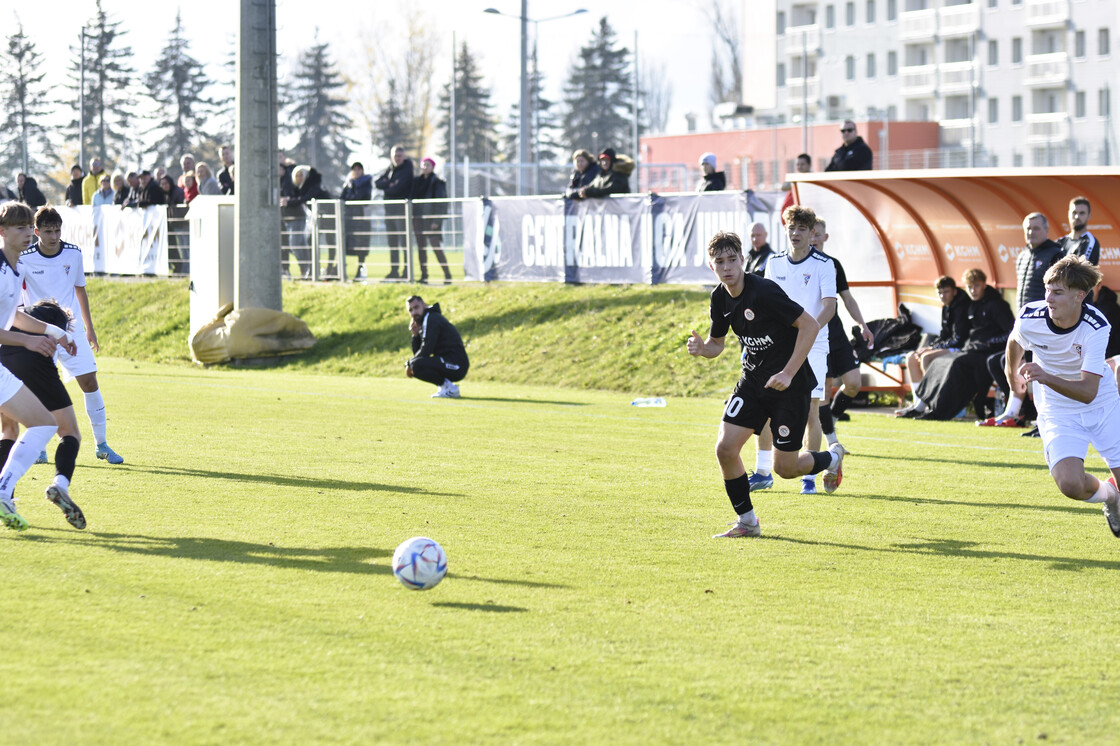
[713,520,761,538]
[445,381,461,399]
[1103,477,1120,538]
[823,442,844,494]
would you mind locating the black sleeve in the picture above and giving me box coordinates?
[411,314,444,361]
[947,300,971,348]
[833,259,850,293]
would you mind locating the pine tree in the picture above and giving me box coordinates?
[0,18,57,185]
[375,78,413,157]
[142,11,221,171]
[437,42,498,164]
[281,36,353,186]
[64,0,136,168]
[561,17,633,155]
[499,49,563,165]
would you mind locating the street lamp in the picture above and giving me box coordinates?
[483,5,587,195]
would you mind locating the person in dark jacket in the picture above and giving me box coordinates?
[744,222,772,276]
[217,144,235,196]
[896,268,1014,420]
[410,157,451,284]
[374,145,414,280]
[825,121,873,172]
[16,175,46,209]
[406,295,469,398]
[116,172,140,207]
[282,165,330,279]
[341,161,374,280]
[563,149,600,199]
[580,148,631,198]
[697,152,726,192]
[903,275,971,384]
[64,165,84,206]
[277,152,299,276]
[1059,196,1100,265]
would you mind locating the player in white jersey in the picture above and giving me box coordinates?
[751,204,838,495]
[0,202,80,531]
[1006,255,1120,536]
[24,207,123,464]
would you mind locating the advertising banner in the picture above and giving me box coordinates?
[57,205,169,276]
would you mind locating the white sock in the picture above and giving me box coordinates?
[1000,396,1023,420]
[0,425,58,499]
[756,449,773,475]
[84,389,108,444]
[913,399,928,413]
[738,509,757,526]
[803,474,815,483]
[1086,478,1110,503]
[825,431,839,446]
[829,451,840,470]
[53,475,71,490]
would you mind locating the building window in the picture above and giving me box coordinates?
[846,55,856,79]
[1075,90,1086,118]
[826,5,836,28]
[1012,95,1023,121]
[987,0,997,7]
[1013,152,1024,166]
[988,40,998,65]
[1100,28,1110,56]
[887,50,898,75]
[777,63,786,87]
[777,11,786,34]
[988,98,998,123]
[1074,30,1085,58]
[1011,37,1023,64]
[1101,88,1112,117]
[866,53,876,77]
[887,0,897,21]
[846,1,855,26]
[867,0,876,23]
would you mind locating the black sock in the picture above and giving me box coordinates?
[818,404,835,436]
[724,474,753,515]
[832,392,854,417]
[809,450,833,475]
[54,436,79,482]
[0,438,14,468]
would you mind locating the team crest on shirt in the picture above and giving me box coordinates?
[778,425,790,437]
[743,308,755,321]
[64,265,72,275]
[1073,343,1083,357]
[802,273,811,285]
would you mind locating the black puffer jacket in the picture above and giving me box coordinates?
[932,289,971,349]
[1015,238,1064,309]
[698,171,726,192]
[18,177,47,209]
[962,286,1014,354]
[410,302,469,369]
[375,158,414,200]
[825,136,873,171]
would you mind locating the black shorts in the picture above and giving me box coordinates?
[722,375,811,452]
[827,332,860,378]
[0,349,71,412]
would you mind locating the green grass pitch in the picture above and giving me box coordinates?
[2,359,1118,744]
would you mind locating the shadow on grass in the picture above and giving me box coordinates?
[17,529,569,588]
[430,601,529,613]
[853,491,1089,515]
[456,396,589,406]
[110,464,456,496]
[853,451,1042,471]
[767,534,1120,571]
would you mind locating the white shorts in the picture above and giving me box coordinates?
[1039,399,1120,471]
[0,365,25,406]
[55,331,97,379]
[808,345,827,401]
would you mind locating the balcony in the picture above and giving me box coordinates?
[1024,51,1069,86]
[1025,0,1070,27]
[900,64,937,95]
[939,3,980,37]
[784,24,821,53]
[939,61,976,93]
[1025,112,1069,143]
[786,76,821,104]
[899,9,936,41]
[939,118,976,147]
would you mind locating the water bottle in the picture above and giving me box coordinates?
[631,397,667,407]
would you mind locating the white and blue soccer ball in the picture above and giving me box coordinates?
[392,537,448,590]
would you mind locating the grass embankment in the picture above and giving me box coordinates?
[90,278,742,397]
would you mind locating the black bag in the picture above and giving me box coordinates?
[852,303,923,362]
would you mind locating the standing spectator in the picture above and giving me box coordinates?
[825,121,873,171]
[182,171,199,204]
[1060,196,1100,265]
[374,145,414,280]
[154,166,168,185]
[195,163,221,195]
[159,174,186,273]
[410,157,452,285]
[142,172,168,206]
[91,174,115,207]
[117,172,140,207]
[279,151,298,277]
[109,173,125,202]
[745,222,772,276]
[17,174,46,209]
[563,149,600,199]
[281,165,330,279]
[340,161,374,281]
[0,183,15,203]
[780,153,812,220]
[158,175,182,205]
[177,153,195,188]
[217,144,235,195]
[82,157,105,206]
[65,165,84,206]
[697,152,726,192]
[579,148,632,198]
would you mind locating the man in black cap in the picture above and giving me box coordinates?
[579,148,632,198]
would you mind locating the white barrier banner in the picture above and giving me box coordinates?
[56,205,169,276]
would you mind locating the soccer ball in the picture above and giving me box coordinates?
[392,537,448,590]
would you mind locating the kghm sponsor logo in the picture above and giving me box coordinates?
[1101,246,1120,264]
[894,241,932,259]
[944,242,981,261]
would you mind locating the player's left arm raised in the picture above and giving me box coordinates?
[75,286,98,352]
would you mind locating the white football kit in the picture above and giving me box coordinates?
[765,249,837,400]
[20,241,97,377]
[1010,300,1120,469]
[0,254,28,404]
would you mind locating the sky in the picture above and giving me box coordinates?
[12,0,720,165]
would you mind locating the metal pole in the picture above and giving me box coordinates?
[518,0,530,195]
[969,32,976,168]
[79,27,85,173]
[801,29,808,155]
[450,32,457,199]
[632,29,639,193]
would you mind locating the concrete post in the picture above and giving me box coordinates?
[235,0,282,311]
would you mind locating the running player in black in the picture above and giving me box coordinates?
[687,231,844,538]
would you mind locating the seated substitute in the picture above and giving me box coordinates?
[1005,255,1120,536]
[686,231,844,540]
[903,275,971,385]
[406,295,469,399]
